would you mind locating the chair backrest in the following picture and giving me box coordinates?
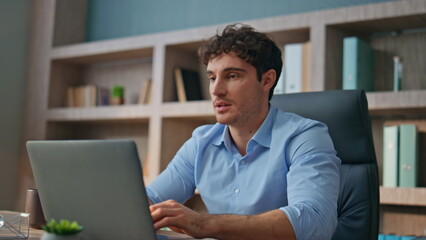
[271,90,379,240]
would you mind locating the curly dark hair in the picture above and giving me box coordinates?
[198,23,282,100]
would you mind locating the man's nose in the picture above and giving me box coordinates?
[210,78,227,97]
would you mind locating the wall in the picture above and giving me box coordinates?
[0,0,30,209]
[86,0,400,41]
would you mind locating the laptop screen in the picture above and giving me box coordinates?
[27,140,157,240]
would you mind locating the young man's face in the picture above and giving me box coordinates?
[206,52,272,128]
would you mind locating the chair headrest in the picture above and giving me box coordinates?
[271,90,376,164]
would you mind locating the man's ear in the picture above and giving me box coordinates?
[262,69,276,91]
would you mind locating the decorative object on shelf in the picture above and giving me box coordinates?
[138,79,152,104]
[275,41,311,95]
[24,188,46,229]
[174,68,203,102]
[0,211,30,239]
[393,56,403,92]
[41,219,83,240]
[342,36,375,91]
[110,85,125,105]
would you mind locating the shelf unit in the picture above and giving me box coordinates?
[18,0,426,236]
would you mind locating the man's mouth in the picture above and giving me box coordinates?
[214,101,231,112]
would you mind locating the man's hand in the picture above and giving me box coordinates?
[150,200,296,240]
[149,200,212,238]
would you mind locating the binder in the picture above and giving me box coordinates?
[398,124,418,187]
[383,125,399,187]
[342,37,374,91]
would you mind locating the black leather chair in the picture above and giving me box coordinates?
[271,90,379,240]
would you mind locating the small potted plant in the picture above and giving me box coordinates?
[41,219,83,240]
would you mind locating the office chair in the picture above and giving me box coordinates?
[271,90,379,240]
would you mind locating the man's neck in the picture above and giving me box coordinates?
[228,106,269,156]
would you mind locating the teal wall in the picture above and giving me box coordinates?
[0,0,29,209]
[86,0,400,41]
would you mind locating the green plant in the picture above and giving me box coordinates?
[42,219,83,235]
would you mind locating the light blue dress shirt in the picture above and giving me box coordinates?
[147,106,341,240]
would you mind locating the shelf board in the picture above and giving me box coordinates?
[161,100,214,118]
[380,186,426,207]
[367,90,426,116]
[47,105,152,122]
[51,38,156,64]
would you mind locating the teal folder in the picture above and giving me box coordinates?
[383,125,399,187]
[386,235,402,240]
[342,37,374,91]
[398,124,418,187]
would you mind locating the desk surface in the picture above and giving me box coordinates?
[1,211,214,240]
[28,228,213,240]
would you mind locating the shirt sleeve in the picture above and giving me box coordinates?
[146,137,197,204]
[280,123,341,240]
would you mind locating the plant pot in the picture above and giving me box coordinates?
[40,232,83,240]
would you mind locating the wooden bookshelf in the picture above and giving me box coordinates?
[380,187,426,207]
[18,0,426,236]
[367,90,426,116]
[47,105,152,122]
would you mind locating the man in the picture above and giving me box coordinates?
[147,24,340,240]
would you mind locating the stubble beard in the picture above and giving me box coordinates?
[215,96,262,129]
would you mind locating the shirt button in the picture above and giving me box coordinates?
[234,188,240,194]
[240,160,246,165]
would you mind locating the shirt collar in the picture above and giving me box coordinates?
[212,106,277,149]
[250,106,276,148]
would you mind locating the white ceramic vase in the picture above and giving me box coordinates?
[40,232,82,240]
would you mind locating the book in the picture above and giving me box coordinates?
[138,79,152,104]
[72,86,85,107]
[301,42,311,92]
[66,85,97,107]
[274,42,311,95]
[84,85,97,107]
[66,87,74,107]
[382,125,399,187]
[342,37,374,91]
[175,68,203,102]
[398,124,418,187]
[97,87,109,106]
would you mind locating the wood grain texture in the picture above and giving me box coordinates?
[380,205,426,236]
[381,187,426,206]
[16,0,55,211]
[52,0,87,46]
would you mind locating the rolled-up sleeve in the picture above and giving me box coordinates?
[280,123,341,240]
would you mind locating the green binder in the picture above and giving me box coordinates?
[342,37,375,91]
[398,124,418,187]
[383,125,399,187]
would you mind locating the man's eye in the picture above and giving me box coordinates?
[228,73,238,79]
[208,76,216,81]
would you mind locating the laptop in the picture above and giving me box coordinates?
[26,140,198,240]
